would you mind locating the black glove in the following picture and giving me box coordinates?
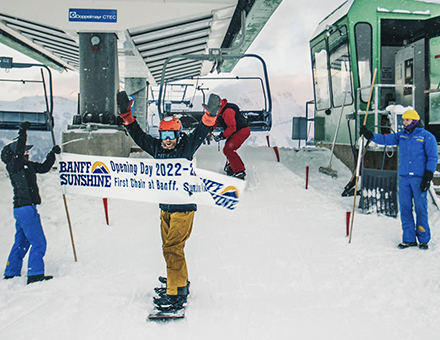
[116,91,131,114]
[420,171,433,192]
[116,91,135,125]
[19,121,31,135]
[52,145,61,154]
[360,125,373,140]
[213,133,224,142]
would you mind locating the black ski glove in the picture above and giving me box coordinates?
[52,145,61,154]
[116,91,135,125]
[420,171,433,192]
[117,91,131,114]
[360,125,373,140]
[213,133,224,142]
[19,121,31,135]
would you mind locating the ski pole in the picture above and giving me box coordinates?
[349,68,377,244]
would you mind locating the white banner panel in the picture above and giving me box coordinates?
[58,153,245,211]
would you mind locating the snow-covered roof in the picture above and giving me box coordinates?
[310,0,440,41]
[310,0,354,41]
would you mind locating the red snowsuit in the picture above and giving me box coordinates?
[214,99,250,173]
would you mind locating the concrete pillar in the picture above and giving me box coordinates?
[63,32,132,157]
[124,78,147,130]
[79,32,118,124]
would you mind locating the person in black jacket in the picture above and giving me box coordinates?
[1,121,61,284]
[117,91,216,311]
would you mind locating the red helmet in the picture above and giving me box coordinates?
[159,116,182,131]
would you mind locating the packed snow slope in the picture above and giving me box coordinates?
[1,144,440,340]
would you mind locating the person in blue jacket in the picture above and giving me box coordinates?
[117,91,216,311]
[360,109,438,249]
[1,121,61,284]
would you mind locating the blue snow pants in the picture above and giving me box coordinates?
[4,205,47,277]
[399,176,430,244]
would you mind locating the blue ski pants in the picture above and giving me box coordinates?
[399,176,430,243]
[4,205,47,277]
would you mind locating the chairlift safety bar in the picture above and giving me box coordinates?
[157,53,272,118]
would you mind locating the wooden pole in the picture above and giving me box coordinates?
[349,68,377,244]
[42,71,78,261]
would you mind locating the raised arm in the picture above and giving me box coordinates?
[33,145,60,174]
[183,108,216,156]
[9,122,31,173]
[117,91,159,156]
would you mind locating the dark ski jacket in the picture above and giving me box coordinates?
[1,133,56,208]
[371,121,438,177]
[124,119,213,212]
[214,99,248,139]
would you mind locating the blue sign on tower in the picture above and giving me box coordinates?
[69,9,117,23]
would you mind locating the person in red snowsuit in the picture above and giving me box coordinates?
[204,93,250,179]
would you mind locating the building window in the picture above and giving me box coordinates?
[429,36,440,123]
[355,23,372,102]
[329,26,353,107]
[312,39,331,110]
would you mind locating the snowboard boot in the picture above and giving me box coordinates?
[232,171,246,180]
[224,162,234,176]
[158,276,190,285]
[419,243,429,250]
[27,274,53,284]
[153,294,187,311]
[156,276,190,294]
[397,242,418,249]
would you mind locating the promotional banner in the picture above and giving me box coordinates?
[58,153,246,210]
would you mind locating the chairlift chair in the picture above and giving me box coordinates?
[156,52,273,132]
[0,57,54,131]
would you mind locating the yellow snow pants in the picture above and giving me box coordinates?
[160,210,194,295]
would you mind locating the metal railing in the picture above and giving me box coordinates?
[356,83,415,134]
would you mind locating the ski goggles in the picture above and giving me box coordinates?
[160,130,177,140]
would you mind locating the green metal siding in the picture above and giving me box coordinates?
[310,0,440,145]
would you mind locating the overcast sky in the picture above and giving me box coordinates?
[0,0,343,105]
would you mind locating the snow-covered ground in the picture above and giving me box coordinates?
[1,144,440,340]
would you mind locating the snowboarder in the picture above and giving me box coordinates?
[206,93,250,180]
[360,109,438,249]
[117,91,216,314]
[1,121,61,284]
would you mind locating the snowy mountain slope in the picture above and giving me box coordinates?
[0,91,303,161]
[0,96,76,161]
[1,145,440,340]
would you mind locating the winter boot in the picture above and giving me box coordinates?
[27,274,53,284]
[232,171,246,180]
[419,243,429,250]
[3,275,17,280]
[397,242,418,249]
[153,294,187,311]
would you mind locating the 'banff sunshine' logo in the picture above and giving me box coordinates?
[59,160,111,188]
[91,161,110,174]
[219,186,240,199]
[201,179,240,210]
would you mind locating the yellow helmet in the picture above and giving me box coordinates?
[402,109,420,120]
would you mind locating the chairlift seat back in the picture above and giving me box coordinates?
[0,111,52,131]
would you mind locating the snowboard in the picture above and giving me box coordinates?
[147,307,185,321]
